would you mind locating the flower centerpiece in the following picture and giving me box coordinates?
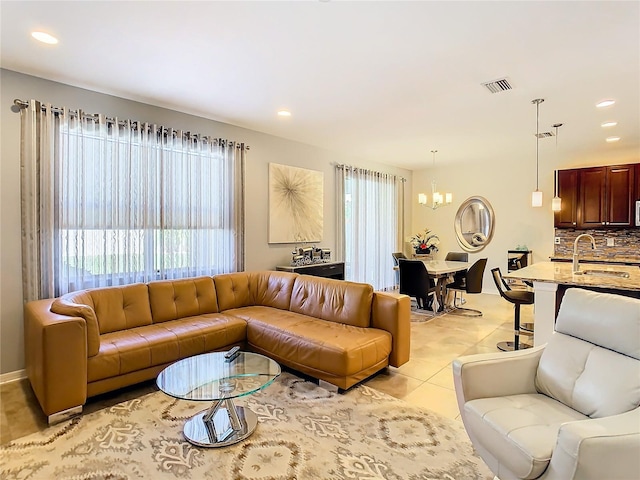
[410,228,440,254]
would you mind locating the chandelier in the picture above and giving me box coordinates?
[418,150,452,209]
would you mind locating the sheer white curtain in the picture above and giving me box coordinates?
[20,100,245,300]
[336,165,404,291]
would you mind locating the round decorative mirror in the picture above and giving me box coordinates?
[454,196,495,252]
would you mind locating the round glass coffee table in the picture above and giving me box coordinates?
[157,350,281,448]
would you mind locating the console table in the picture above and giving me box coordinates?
[276,261,345,280]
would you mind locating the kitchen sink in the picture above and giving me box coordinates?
[578,269,630,278]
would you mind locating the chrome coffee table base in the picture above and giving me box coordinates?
[183,398,258,448]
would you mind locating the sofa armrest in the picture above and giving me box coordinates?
[544,407,640,480]
[453,346,544,414]
[371,291,411,367]
[24,299,88,417]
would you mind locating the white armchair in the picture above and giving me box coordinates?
[453,288,640,480]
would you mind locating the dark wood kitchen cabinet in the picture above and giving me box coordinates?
[578,166,607,228]
[555,163,637,229]
[554,169,579,227]
[606,165,635,226]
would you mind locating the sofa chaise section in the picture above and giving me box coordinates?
[217,272,403,389]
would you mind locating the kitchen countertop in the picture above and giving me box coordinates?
[505,261,640,292]
[550,256,640,266]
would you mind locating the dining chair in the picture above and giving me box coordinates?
[445,252,469,306]
[491,267,534,351]
[398,258,437,311]
[391,252,407,264]
[391,252,407,287]
[447,258,487,316]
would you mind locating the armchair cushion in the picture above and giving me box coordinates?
[535,289,640,418]
[463,393,587,480]
[535,333,640,418]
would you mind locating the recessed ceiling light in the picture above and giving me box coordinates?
[31,31,58,44]
[601,121,618,128]
[606,136,621,143]
[596,99,615,108]
[277,110,291,117]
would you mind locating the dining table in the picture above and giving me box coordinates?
[421,260,470,312]
[394,259,470,313]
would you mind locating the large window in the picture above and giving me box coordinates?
[336,165,404,291]
[19,101,245,299]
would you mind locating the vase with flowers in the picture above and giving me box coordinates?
[410,228,440,254]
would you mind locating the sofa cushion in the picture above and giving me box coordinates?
[289,276,373,327]
[88,313,246,382]
[148,276,219,323]
[464,393,588,480]
[87,284,153,334]
[231,306,391,377]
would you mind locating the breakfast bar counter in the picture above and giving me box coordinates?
[505,261,640,347]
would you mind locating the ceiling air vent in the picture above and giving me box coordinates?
[481,77,513,93]
[535,132,555,138]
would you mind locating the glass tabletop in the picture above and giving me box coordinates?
[156,351,281,402]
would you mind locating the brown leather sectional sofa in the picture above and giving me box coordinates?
[24,270,411,423]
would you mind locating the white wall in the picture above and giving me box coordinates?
[0,69,412,374]
[412,161,553,294]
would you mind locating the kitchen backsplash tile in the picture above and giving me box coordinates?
[554,228,640,262]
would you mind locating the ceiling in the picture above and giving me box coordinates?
[2,1,639,171]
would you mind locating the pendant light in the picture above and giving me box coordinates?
[551,123,563,212]
[418,150,452,209]
[531,98,544,207]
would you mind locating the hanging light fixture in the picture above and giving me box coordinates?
[531,98,544,207]
[551,123,563,212]
[418,150,452,209]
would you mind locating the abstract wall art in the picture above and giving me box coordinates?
[268,163,323,244]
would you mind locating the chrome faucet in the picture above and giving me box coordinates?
[573,234,596,273]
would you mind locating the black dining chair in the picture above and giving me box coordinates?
[398,258,437,311]
[447,258,487,316]
[445,252,469,306]
[491,267,534,351]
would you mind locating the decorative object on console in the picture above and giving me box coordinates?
[531,98,544,207]
[268,163,323,244]
[418,150,452,209]
[290,245,331,266]
[409,228,440,254]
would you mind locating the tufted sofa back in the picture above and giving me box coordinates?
[535,288,640,418]
[148,276,218,322]
[290,276,373,327]
[214,271,296,311]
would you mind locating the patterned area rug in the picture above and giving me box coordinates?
[0,373,492,479]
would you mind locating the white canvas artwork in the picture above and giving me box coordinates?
[268,163,323,244]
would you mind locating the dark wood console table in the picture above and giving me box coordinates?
[276,262,345,280]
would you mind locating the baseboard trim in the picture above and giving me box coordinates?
[0,369,26,384]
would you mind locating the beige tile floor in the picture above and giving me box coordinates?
[0,292,533,445]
